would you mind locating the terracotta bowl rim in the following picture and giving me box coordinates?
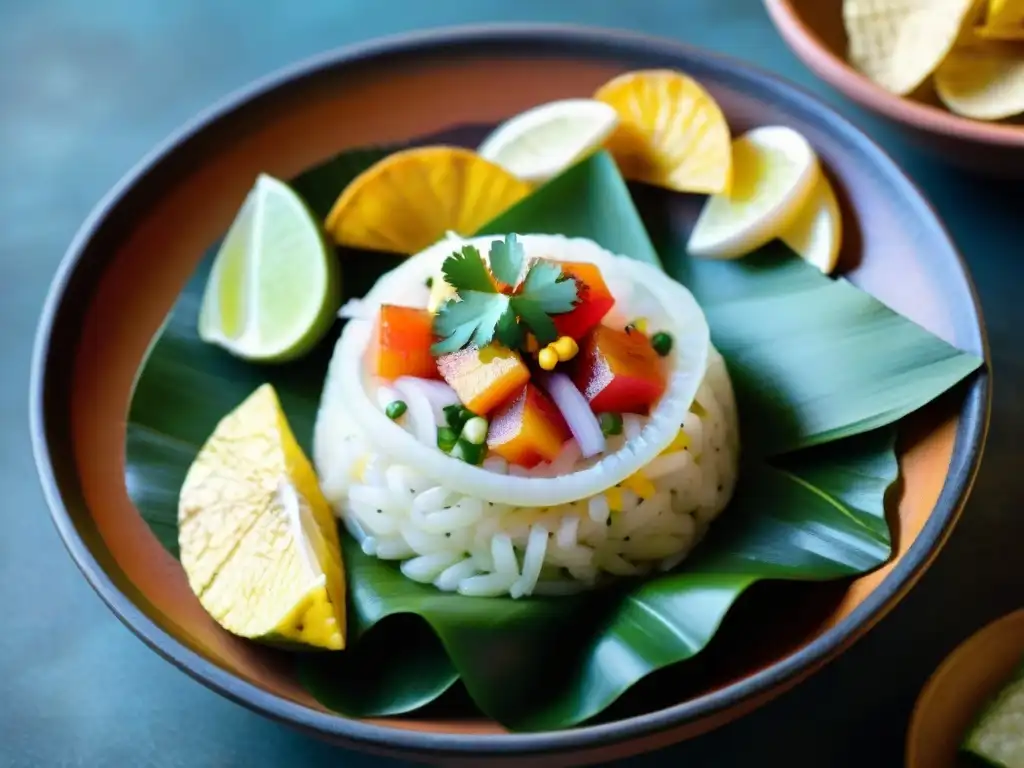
[29,23,992,758]
[764,0,1024,148]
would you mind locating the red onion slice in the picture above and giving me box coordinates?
[537,372,606,459]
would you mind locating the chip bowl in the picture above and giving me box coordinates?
[30,24,990,766]
[765,0,1024,177]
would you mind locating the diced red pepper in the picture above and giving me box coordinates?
[572,325,666,414]
[487,384,570,468]
[370,305,441,381]
[551,260,615,340]
[436,343,531,415]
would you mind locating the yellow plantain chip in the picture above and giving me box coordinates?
[935,37,1024,119]
[975,0,1024,39]
[844,0,980,95]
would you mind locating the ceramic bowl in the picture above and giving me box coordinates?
[764,0,1024,176]
[30,24,990,766]
[907,610,1024,768]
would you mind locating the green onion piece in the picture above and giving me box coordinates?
[443,404,472,432]
[385,400,407,420]
[651,331,673,356]
[599,412,623,436]
[461,416,489,445]
[437,426,458,453]
[451,438,485,465]
[425,276,434,288]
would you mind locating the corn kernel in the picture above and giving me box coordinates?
[622,471,656,500]
[552,335,579,362]
[660,429,691,456]
[538,346,559,371]
[605,487,623,512]
[633,317,649,333]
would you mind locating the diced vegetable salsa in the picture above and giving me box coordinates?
[372,305,440,381]
[436,343,531,415]
[572,325,667,414]
[487,384,570,468]
[552,260,615,340]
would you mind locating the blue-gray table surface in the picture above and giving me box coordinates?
[2,1,1020,765]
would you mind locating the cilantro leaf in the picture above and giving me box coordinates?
[520,260,578,314]
[511,296,558,346]
[442,246,496,294]
[494,303,523,349]
[488,234,524,286]
[431,292,510,354]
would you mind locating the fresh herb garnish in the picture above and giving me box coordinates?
[431,234,578,355]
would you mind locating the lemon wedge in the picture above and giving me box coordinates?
[477,98,619,184]
[779,172,843,274]
[198,174,339,362]
[688,126,820,260]
[178,384,347,650]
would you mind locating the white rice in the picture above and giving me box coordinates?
[312,233,741,598]
[316,347,739,599]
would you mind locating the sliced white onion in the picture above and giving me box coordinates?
[391,377,438,446]
[338,298,372,320]
[537,373,606,459]
[318,233,711,507]
[394,377,459,423]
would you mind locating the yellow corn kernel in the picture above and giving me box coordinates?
[552,335,579,362]
[622,471,656,500]
[660,429,691,456]
[633,317,649,333]
[605,487,623,512]
[538,346,559,371]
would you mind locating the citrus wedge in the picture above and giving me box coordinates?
[688,126,820,260]
[324,146,531,254]
[178,384,346,650]
[594,69,732,195]
[779,172,843,274]
[477,98,619,184]
[935,38,1024,119]
[198,174,339,362]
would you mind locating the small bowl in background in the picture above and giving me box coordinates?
[907,610,1024,768]
[764,0,1024,176]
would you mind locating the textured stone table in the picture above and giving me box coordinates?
[2,1,1020,765]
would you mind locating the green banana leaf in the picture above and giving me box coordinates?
[124,131,983,730]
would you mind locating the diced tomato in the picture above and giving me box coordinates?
[551,260,615,340]
[370,305,440,381]
[436,343,531,415]
[572,325,666,414]
[487,384,570,468]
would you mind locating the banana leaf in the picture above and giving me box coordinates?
[125,131,982,730]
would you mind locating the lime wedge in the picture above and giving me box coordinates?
[687,126,820,260]
[779,171,842,274]
[478,98,619,184]
[199,174,339,361]
[178,384,347,650]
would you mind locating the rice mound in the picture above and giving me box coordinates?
[314,347,739,599]
[312,233,740,598]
